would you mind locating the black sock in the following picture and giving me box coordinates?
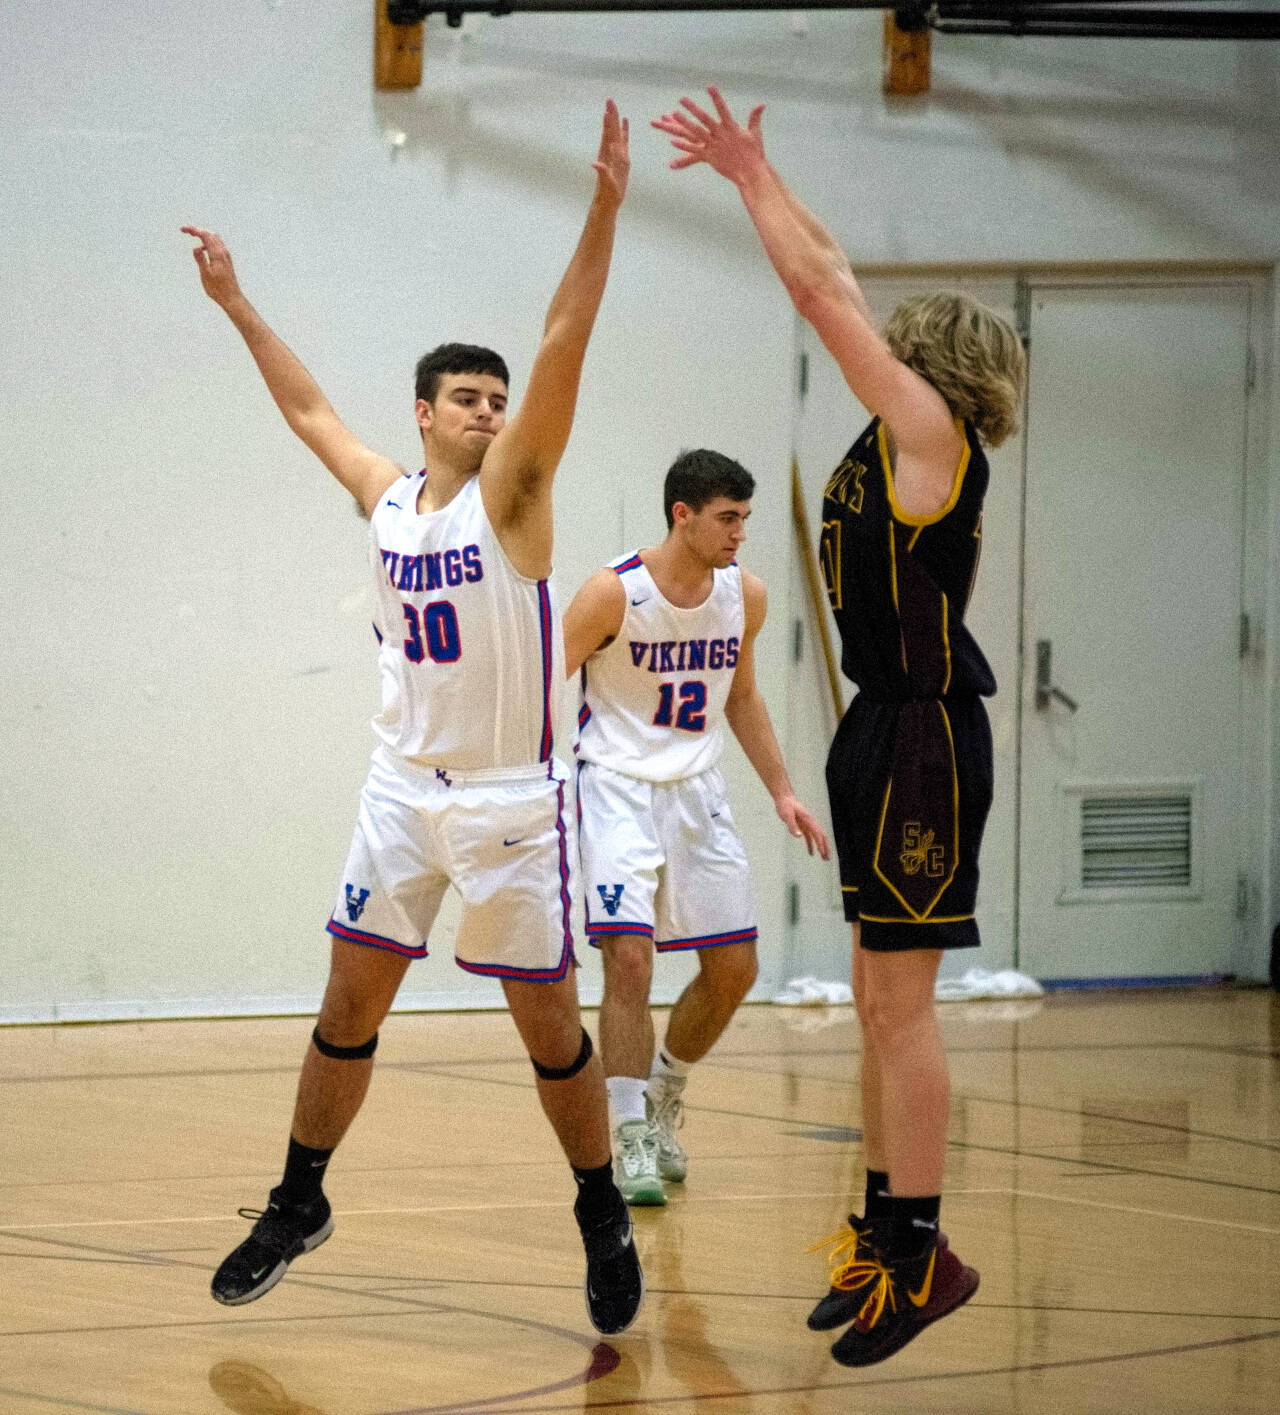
[572,1161,622,1226]
[277,1136,333,1206]
[863,1168,892,1227]
[884,1194,941,1259]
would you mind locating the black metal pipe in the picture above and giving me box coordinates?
[936,10,1280,38]
[387,0,1280,41]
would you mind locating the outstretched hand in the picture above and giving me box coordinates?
[593,98,630,205]
[776,794,831,860]
[652,86,767,182]
[180,226,245,310]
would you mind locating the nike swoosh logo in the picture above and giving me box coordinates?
[907,1247,936,1307]
[631,597,648,606]
[250,1265,270,1281]
[503,837,523,847]
[386,501,401,508]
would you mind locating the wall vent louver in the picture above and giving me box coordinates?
[1080,794,1192,890]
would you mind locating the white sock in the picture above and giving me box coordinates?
[606,1075,648,1126]
[650,1048,692,1084]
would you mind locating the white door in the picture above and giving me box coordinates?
[1017,283,1250,982]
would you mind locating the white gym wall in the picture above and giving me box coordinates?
[1,4,1277,1021]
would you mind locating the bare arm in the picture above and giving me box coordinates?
[181,226,401,517]
[654,90,962,511]
[723,575,830,859]
[480,102,629,574]
[776,179,875,328]
[563,569,626,678]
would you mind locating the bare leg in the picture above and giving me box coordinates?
[856,943,947,1196]
[598,935,656,1078]
[502,974,611,1169]
[850,925,888,1173]
[290,939,410,1149]
[662,940,758,1063]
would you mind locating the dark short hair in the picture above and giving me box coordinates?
[663,449,755,529]
[414,343,510,403]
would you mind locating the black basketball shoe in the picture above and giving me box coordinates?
[577,1193,644,1335]
[210,1187,334,1306]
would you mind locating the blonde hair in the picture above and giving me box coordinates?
[882,292,1026,448]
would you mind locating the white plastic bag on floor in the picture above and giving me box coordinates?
[934,968,1044,1002]
[772,975,854,1006]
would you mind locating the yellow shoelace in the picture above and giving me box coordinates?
[849,1258,898,1326]
[805,1226,898,1325]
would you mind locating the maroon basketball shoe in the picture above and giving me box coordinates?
[828,1238,978,1366]
[807,1217,950,1332]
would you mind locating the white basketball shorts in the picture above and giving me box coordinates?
[327,746,576,981]
[576,760,757,952]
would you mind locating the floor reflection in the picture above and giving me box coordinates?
[209,1361,326,1415]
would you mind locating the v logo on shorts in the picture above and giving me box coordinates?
[344,885,370,922]
[597,884,624,917]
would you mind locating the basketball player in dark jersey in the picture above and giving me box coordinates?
[655,88,1025,1367]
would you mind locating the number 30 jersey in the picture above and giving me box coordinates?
[575,552,744,783]
[369,472,563,771]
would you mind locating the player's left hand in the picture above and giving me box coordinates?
[180,225,245,311]
[652,86,766,181]
[775,795,831,860]
[593,98,630,206]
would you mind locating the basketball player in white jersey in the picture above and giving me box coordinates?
[565,449,829,1204]
[181,102,644,1335]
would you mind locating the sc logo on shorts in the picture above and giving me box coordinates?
[899,823,945,879]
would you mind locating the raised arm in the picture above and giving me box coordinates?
[775,179,875,329]
[723,575,830,859]
[181,226,401,517]
[480,103,629,575]
[653,90,962,510]
[563,568,627,679]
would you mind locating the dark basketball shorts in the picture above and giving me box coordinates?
[825,694,993,952]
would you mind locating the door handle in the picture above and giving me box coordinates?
[1034,639,1079,713]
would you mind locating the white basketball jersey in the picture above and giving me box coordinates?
[369,473,563,771]
[576,551,745,782]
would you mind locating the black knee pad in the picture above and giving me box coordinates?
[312,1025,378,1060]
[532,1027,593,1081]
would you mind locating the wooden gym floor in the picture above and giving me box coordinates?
[2,985,1278,1414]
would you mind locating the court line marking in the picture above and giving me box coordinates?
[3,1184,1277,1237]
[380,1329,1280,1415]
[999,1186,1280,1236]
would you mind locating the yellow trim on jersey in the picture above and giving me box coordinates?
[941,594,952,696]
[964,511,984,612]
[870,701,961,921]
[878,420,971,529]
[858,913,975,925]
[841,884,859,893]
[887,524,909,675]
[820,519,843,610]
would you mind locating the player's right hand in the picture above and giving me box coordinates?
[181,226,244,309]
[592,99,630,206]
[652,86,767,181]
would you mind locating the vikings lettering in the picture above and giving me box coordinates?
[380,543,483,593]
[628,637,740,672]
